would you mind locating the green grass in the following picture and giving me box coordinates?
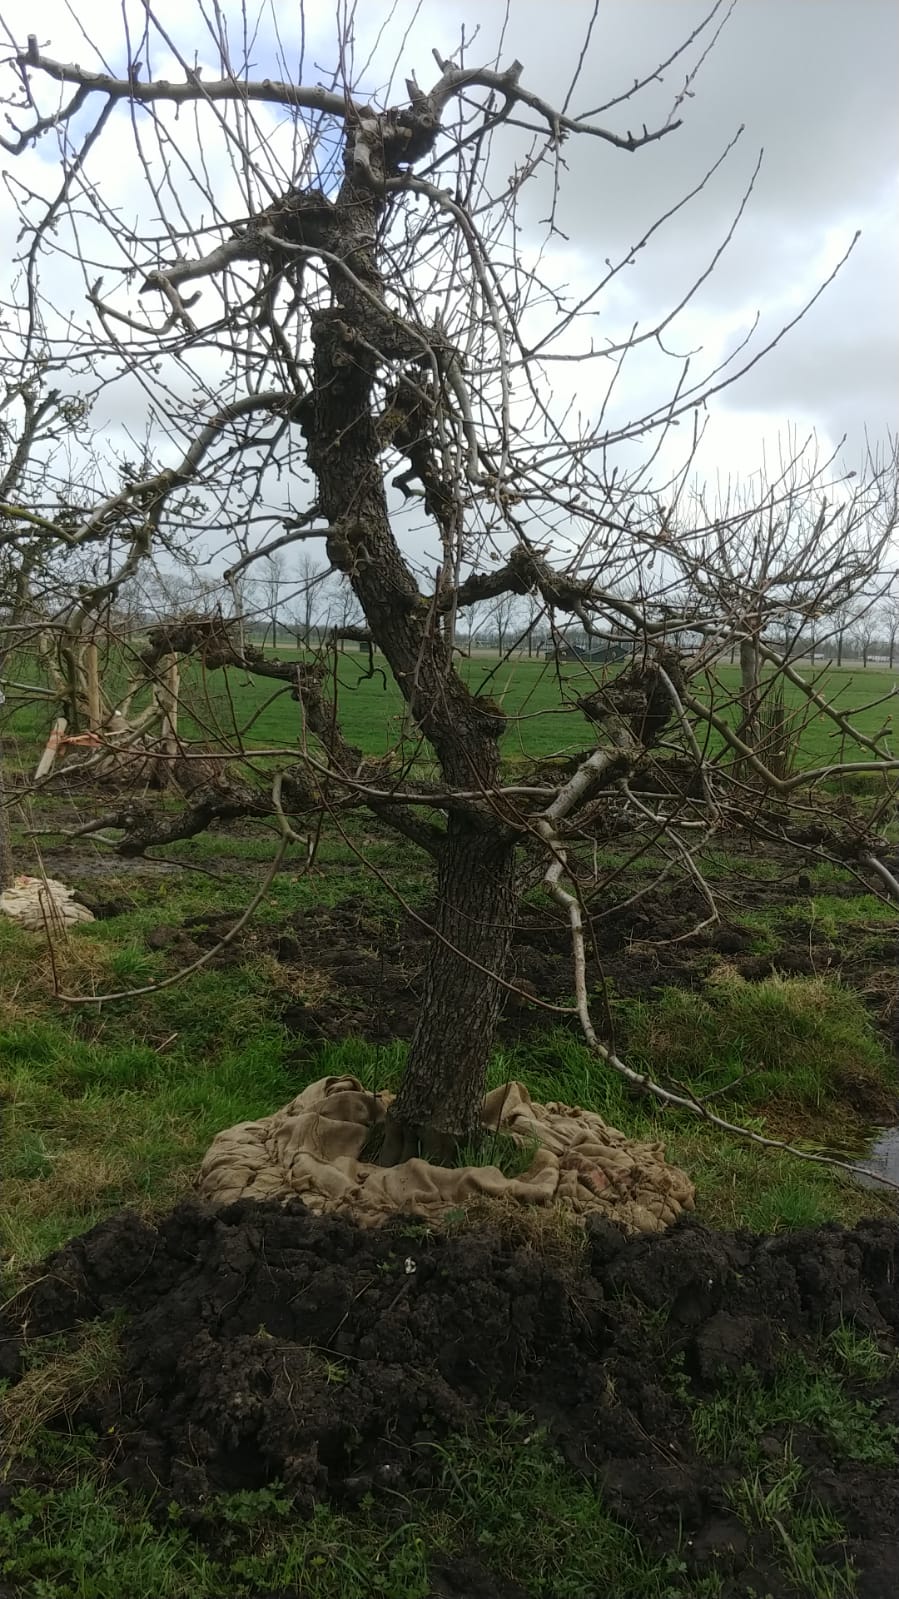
[691,1352,898,1469]
[0,1419,702,1599]
[0,942,305,1261]
[2,945,893,1267]
[3,653,898,1599]
[826,1322,898,1383]
[4,1318,893,1599]
[1,851,894,1599]
[728,1456,853,1599]
[5,646,899,772]
[0,1321,123,1465]
[454,1127,543,1177]
[734,892,899,956]
[618,971,895,1115]
[0,1480,221,1599]
[684,1339,899,1599]
[0,793,894,1267]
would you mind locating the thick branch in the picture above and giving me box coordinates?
[12,39,680,160]
[150,625,445,854]
[112,783,270,856]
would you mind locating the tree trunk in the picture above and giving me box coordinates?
[85,641,101,731]
[739,635,759,697]
[837,632,844,667]
[382,820,518,1163]
[0,735,12,892]
[293,143,521,1160]
[738,634,760,749]
[0,676,12,889]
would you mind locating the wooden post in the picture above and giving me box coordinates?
[158,655,181,766]
[0,687,12,890]
[35,716,68,781]
[84,641,101,732]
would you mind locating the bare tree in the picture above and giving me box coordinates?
[293,552,327,644]
[850,606,880,669]
[880,583,899,671]
[668,442,895,746]
[4,7,898,1164]
[322,571,365,635]
[258,554,284,648]
[488,593,522,658]
[523,593,550,659]
[1,367,101,883]
[460,597,496,652]
[825,599,858,669]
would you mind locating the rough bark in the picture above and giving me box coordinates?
[0,739,13,890]
[738,633,761,749]
[0,674,13,889]
[381,819,519,1163]
[292,147,514,1157]
[739,635,760,701]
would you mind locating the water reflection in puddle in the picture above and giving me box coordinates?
[855,1126,899,1190]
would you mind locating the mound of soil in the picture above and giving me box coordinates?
[3,1203,898,1597]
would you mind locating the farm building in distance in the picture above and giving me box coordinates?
[545,635,630,663]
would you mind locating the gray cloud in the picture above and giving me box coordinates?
[401,0,899,460]
[5,0,896,559]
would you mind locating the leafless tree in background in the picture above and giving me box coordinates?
[258,554,285,648]
[665,442,896,747]
[1,3,897,1160]
[489,593,523,658]
[1,367,105,883]
[850,606,880,670]
[884,584,899,672]
[292,552,328,643]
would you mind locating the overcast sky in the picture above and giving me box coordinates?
[1,0,897,566]
[358,0,899,475]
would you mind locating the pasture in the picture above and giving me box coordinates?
[5,646,897,772]
[1,649,897,1599]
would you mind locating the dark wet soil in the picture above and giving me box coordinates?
[23,799,896,1055]
[138,874,898,1062]
[2,1203,898,1598]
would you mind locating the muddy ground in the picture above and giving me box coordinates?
[131,872,899,1063]
[1,1204,898,1598]
[28,809,896,1059]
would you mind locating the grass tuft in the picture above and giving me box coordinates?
[0,1321,122,1467]
[619,971,895,1114]
[691,1349,898,1469]
[729,1453,853,1599]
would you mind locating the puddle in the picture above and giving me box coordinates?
[855,1125,899,1190]
[813,1117,899,1192]
[40,850,182,878]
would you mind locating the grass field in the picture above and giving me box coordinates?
[4,646,897,772]
[2,808,896,1265]
[2,652,898,1599]
[194,656,898,771]
[2,646,897,1262]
